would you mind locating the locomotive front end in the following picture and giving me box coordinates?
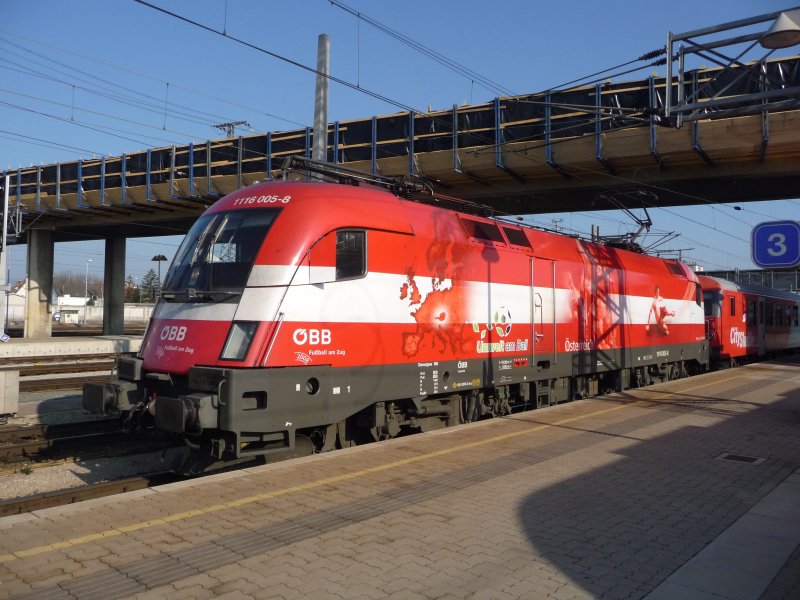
[83,178,424,472]
[83,187,297,469]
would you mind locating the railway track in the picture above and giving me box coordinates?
[3,353,122,393]
[0,419,175,467]
[0,419,120,463]
[0,472,181,517]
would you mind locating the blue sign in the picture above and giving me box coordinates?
[751,220,800,268]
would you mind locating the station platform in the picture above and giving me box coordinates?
[0,335,142,418]
[0,335,142,360]
[0,358,799,599]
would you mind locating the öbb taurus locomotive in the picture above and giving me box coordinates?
[84,173,712,471]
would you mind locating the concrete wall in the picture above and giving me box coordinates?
[4,296,152,327]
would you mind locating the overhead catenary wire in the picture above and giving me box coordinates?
[0,130,101,156]
[0,50,245,131]
[1,2,680,178]
[0,31,307,129]
[131,0,425,116]
[0,86,210,142]
[0,99,165,148]
[545,48,666,93]
[328,0,515,97]
[3,2,784,272]
[0,41,238,127]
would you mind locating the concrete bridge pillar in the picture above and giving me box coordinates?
[103,237,126,335]
[24,229,54,338]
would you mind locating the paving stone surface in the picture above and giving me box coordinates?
[0,360,799,599]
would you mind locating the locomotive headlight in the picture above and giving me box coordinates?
[220,321,259,361]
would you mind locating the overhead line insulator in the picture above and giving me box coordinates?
[639,48,667,61]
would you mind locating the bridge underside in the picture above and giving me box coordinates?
[4,56,800,243]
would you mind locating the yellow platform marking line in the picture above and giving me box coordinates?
[0,380,728,563]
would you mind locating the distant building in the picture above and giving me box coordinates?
[3,279,151,327]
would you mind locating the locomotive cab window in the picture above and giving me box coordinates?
[336,230,366,280]
[729,297,736,316]
[163,208,279,299]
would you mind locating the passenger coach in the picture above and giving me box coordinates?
[699,275,800,367]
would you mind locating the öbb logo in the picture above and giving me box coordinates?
[160,325,187,342]
[293,328,331,345]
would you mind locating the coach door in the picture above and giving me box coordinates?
[531,257,556,368]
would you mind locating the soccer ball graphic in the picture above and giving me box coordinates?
[494,307,512,338]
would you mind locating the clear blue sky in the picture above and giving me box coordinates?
[1,0,796,285]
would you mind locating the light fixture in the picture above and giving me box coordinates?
[759,9,800,49]
[152,254,168,294]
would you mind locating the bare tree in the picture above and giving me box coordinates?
[54,272,104,299]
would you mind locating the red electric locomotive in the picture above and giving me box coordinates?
[699,275,800,367]
[84,163,709,472]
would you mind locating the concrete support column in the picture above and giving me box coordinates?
[103,237,126,335]
[24,229,54,338]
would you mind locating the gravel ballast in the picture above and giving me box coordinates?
[1,391,168,502]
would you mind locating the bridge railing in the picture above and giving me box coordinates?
[3,55,798,223]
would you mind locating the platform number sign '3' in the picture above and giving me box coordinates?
[751,221,800,268]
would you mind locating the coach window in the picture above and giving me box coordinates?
[794,306,798,327]
[747,300,756,323]
[336,230,366,280]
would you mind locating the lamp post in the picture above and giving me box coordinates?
[83,258,92,323]
[152,254,167,297]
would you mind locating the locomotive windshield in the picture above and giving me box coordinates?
[162,208,279,299]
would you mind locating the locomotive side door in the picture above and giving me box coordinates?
[530,258,537,365]
[532,257,556,368]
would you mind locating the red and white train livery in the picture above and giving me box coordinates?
[699,275,800,367]
[84,179,709,471]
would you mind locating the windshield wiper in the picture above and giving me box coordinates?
[187,289,242,302]
[159,289,242,303]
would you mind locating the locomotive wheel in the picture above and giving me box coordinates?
[335,420,354,448]
[265,434,314,463]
